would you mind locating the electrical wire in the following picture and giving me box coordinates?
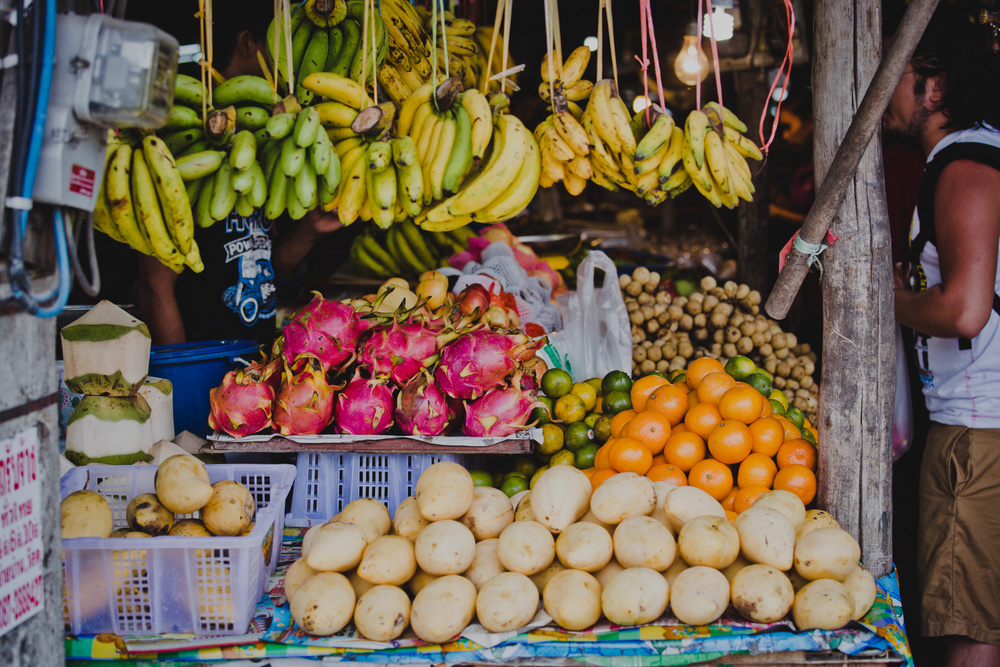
[65,208,101,297]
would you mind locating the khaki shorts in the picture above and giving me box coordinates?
[918,423,1000,645]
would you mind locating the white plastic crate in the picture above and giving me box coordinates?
[60,463,295,637]
[286,451,471,526]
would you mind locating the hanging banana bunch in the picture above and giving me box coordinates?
[679,102,762,209]
[535,46,596,196]
[376,0,436,107]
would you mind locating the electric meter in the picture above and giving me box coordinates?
[33,13,179,210]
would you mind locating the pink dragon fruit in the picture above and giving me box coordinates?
[208,363,277,437]
[395,370,452,436]
[271,358,338,435]
[435,329,542,400]
[358,319,457,387]
[463,378,538,437]
[335,370,396,435]
[281,291,364,373]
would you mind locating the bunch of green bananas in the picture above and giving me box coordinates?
[93,133,203,274]
[630,110,691,205]
[350,219,474,279]
[680,103,763,209]
[266,0,387,105]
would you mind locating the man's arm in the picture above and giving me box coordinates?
[271,208,344,277]
[895,159,1000,338]
[137,254,186,346]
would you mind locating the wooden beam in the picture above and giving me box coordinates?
[735,67,771,295]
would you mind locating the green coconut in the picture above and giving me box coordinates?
[138,377,175,444]
[60,300,151,396]
[65,394,153,466]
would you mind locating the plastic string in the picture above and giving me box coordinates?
[792,233,828,277]
[603,0,619,88]
[198,0,213,116]
[282,0,294,93]
[482,0,505,93]
[758,0,796,155]
[596,0,604,80]
[637,0,667,127]
[500,0,513,94]
[704,0,725,112]
[543,0,557,108]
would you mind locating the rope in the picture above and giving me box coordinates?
[792,233,829,277]
[704,0,725,110]
[544,0,557,108]
[197,0,213,117]
[637,0,667,126]
[758,0,796,155]
[482,0,505,93]
[604,0,619,87]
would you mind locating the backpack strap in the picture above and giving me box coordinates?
[909,141,1000,349]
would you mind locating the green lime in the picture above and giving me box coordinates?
[512,454,537,477]
[564,421,594,452]
[724,355,757,381]
[786,406,806,429]
[755,368,774,381]
[541,368,574,399]
[584,413,600,428]
[646,370,670,381]
[575,443,599,469]
[769,388,789,411]
[531,398,553,425]
[668,369,687,384]
[499,475,529,497]
[503,470,528,480]
[746,372,773,397]
[602,389,633,415]
[554,393,587,423]
[585,377,604,396]
[529,465,549,489]
[469,469,494,487]
[549,449,576,467]
[592,414,613,444]
[571,382,598,412]
[769,399,786,417]
[800,427,817,445]
[602,370,633,397]
[539,423,565,455]
[491,470,505,487]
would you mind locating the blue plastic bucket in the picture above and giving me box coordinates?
[148,339,263,437]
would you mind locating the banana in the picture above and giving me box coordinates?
[304,0,348,27]
[318,159,340,209]
[444,17,476,36]
[235,192,256,218]
[266,5,307,88]
[293,106,321,148]
[248,162,268,208]
[105,145,153,255]
[396,162,425,217]
[635,166,660,196]
[286,172,308,220]
[294,159,319,209]
[301,72,370,109]
[634,140,669,177]
[323,144,342,191]
[366,141,392,173]
[563,79,593,102]
[560,45,592,86]
[724,140,754,201]
[457,88,492,161]
[131,149,183,267]
[174,150,226,182]
[441,35,478,57]
[566,155,594,181]
[184,176,204,206]
[336,148,368,225]
[213,75,278,108]
[723,125,764,161]
[540,148,566,183]
[235,106,270,132]
[183,239,204,273]
[662,166,692,195]
[415,112,443,201]
[552,111,591,158]
[164,105,202,132]
[396,83,434,137]
[634,112,676,163]
[295,30,331,105]
[209,161,238,222]
[387,224,428,274]
[232,163,257,194]
[327,17,360,76]
[583,113,631,189]
[541,125,575,163]
[682,135,722,207]
[399,219,437,269]
[229,130,257,171]
[360,231,403,274]
[278,135,307,178]
[195,167,216,227]
[586,81,624,157]
[446,115,532,217]
[309,125,334,175]
[266,112,297,140]
[285,19,317,90]
[369,168,396,229]
[703,128,731,195]
[704,101,748,133]
[441,105,473,196]
[476,134,541,223]
[685,109,711,169]
[173,73,204,108]
[427,110,457,202]
[163,128,205,156]
[264,164,289,220]
[353,236,391,278]
[376,64,413,108]
[144,135,195,255]
[657,126,686,183]
[390,135,418,168]
[335,135,366,159]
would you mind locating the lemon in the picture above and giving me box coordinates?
[469,469,494,487]
[554,393,587,423]
[539,423,565,455]
[668,369,687,384]
[541,368,574,399]
[564,421,594,452]
[549,449,576,467]
[769,388,789,411]
[746,372,773,397]
[512,454,537,477]
[571,382,598,412]
[786,406,806,429]
[769,399,786,417]
[583,413,600,428]
[801,427,817,445]
[724,355,757,381]
[585,377,604,396]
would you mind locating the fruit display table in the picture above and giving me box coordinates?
[64,528,911,666]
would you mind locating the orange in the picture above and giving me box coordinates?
[718,385,766,424]
[759,398,773,417]
[775,416,802,441]
[686,357,725,390]
[645,384,690,426]
[595,442,613,470]
[624,411,672,455]
[650,453,667,467]
[590,468,618,490]
[776,439,818,471]
[805,425,819,442]
[663,431,707,472]
[631,375,669,413]
[733,485,771,513]
[748,416,786,457]
[725,509,738,522]
[671,423,688,436]
[685,402,723,439]
[580,467,597,479]
[688,458,734,502]
[721,487,739,511]
[696,371,737,405]
[610,409,637,438]
[707,420,753,465]
[688,390,700,410]
[773,464,817,505]
[647,463,688,486]
[736,452,778,488]
[608,437,653,475]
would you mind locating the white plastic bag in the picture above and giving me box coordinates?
[541,251,632,380]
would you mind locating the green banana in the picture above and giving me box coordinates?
[293,106,321,148]
[360,231,403,275]
[163,128,205,156]
[232,163,258,194]
[266,5,307,87]
[143,135,195,255]
[266,112,297,140]
[399,219,437,270]
[235,192,256,218]
[327,18,360,77]
[295,29,331,105]
[229,130,258,171]
[366,141,392,173]
[370,161,397,211]
[278,135,307,177]
[173,73,204,108]
[295,159,319,209]
[236,106,270,132]
[324,25,345,70]
[253,127,269,147]
[265,166,289,220]
[179,140,210,157]
[184,177,204,207]
[441,104,473,196]
[163,105,202,132]
[213,75,278,108]
[195,166,216,227]
[386,224,425,275]
[175,150,226,181]
[247,162,268,209]
[209,161,238,221]
[353,235,391,277]
[395,162,424,217]
[391,135,418,168]
[286,173,308,220]
[286,20,317,91]
[309,124,334,175]
[323,147,342,191]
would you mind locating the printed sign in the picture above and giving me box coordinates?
[0,429,44,636]
[68,165,95,197]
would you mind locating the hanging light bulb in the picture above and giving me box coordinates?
[674,23,709,86]
[702,7,735,41]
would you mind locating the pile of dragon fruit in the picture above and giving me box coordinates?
[207,291,545,439]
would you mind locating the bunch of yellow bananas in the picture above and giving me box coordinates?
[93,134,202,274]
[350,220,474,279]
[680,103,763,209]
[630,110,690,205]
[581,79,640,193]
[376,0,435,107]
[266,0,387,104]
[538,45,594,106]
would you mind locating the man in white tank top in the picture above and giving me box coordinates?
[888,7,1000,665]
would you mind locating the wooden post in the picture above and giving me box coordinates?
[735,68,770,295]
[812,0,895,577]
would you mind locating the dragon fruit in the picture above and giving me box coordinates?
[271,358,338,435]
[281,291,363,373]
[358,319,457,387]
[395,370,452,436]
[335,370,396,435]
[435,329,542,400]
[463,378,538,437]
[208,363,277,438]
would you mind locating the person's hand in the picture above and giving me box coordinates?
[302,208,344,238]
[893,262,909,290]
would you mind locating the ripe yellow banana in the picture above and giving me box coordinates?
[477,136,542,223]
[337,150,368,225]
[105,145,153,255]
[704,129,732,195]
[445,114,534,217]
[459,88,492,161]
[143,135,194,255]
[685,110,711,170]
[314,101,359,128]
[428,110,457,201]
[300,72,370,109]
[131,150,184,269]
[635,113,676,162]
[552,111,591,158]
[704,101,748,133]
[723,125,764,161]
[657,126,686,184]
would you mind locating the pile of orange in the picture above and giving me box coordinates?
[586,358,818,515]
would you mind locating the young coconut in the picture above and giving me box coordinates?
[60,300,151,396]
[138,377,175,444]
[65,395,153,465]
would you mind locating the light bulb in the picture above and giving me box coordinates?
[584,36,599,51]
[674,34,709,86]
[633,95,650,113]
[702,8,735,41]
